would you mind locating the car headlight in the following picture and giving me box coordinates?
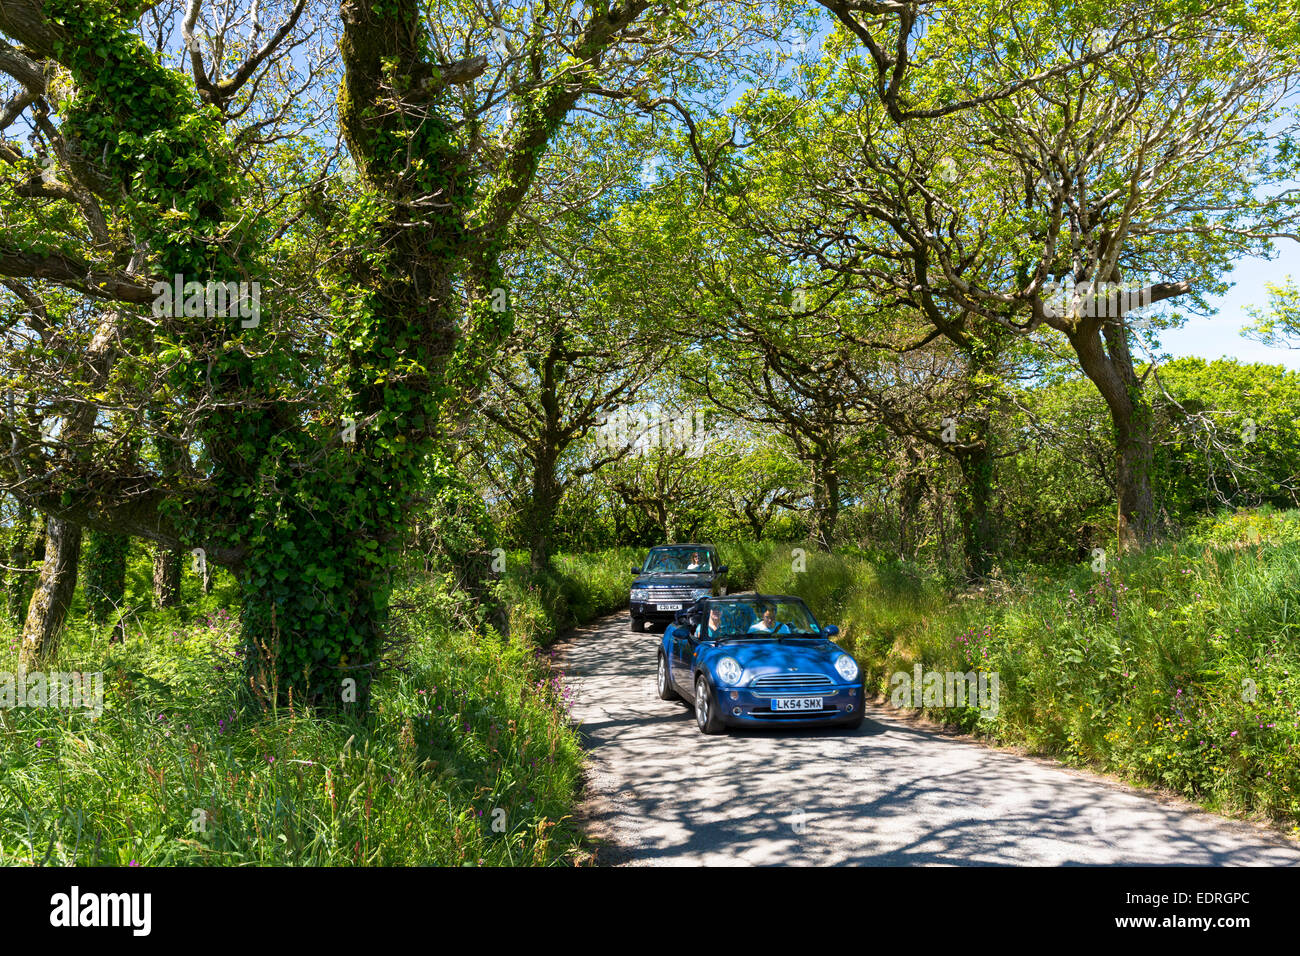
[834,655,860,682]
[631,588,648,601]
[690,588,710,600]
[715,656,743,685]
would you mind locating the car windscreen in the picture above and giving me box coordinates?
[699,599,821,637]
[643,548,712,573]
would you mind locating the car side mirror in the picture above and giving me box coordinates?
[823,625,840,638]
[717,565,729,574]
[631,565,642,574]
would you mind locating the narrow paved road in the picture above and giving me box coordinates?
[553,611,1300,866]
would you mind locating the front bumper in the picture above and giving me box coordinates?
[630,599,700,622]
[707,680,865,727]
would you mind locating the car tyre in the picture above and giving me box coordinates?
[657,652,680,701]
[695,675,725,735]
[630,616,645,633]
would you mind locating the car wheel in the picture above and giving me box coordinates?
[694,675,725,735]
[630,616,645,633]
[657,652,680,701]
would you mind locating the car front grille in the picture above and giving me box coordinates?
[644,588,699,601]
[750,673,834,692]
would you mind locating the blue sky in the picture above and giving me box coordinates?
[1161,254,1299,370]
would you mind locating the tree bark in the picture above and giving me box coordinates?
[896,448,927,562]
[152,545,181,609]
[527,453,561,573]
[809,456,840,551]
[18,516,82,668]
[1069,321,1158,552]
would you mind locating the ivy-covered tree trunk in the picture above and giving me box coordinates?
[152,545,181,609]
[18,516,82,668]
[8,0,645,711]
[955,438,996,582]
[83,529,128,624]
[809,456,840,551]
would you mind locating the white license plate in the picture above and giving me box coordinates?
[771,697,823,712]
[656,603,682,611]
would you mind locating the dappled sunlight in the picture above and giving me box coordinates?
[557,613,1300,866]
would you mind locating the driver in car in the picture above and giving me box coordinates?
[748,604,790,635]
[686,551,708,571]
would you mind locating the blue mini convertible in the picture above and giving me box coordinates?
[657,594,865,734]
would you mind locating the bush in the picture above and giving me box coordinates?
[717,540,782,590]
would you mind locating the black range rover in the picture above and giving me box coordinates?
[629,544,728,632]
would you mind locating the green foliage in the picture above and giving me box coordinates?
[715,540,781,590]
[1244,278,1300,349]
[40,0,515,708]
[1151,358,1300,517]
[498,547,640,647]
[1186,507,1300,548]
[81,531,129,626]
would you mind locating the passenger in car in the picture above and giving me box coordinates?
[698,605,724,639]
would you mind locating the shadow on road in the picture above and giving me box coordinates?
[554,611,1300,867]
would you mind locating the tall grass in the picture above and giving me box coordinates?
[1,574,588,865]
[497,546,642,646]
